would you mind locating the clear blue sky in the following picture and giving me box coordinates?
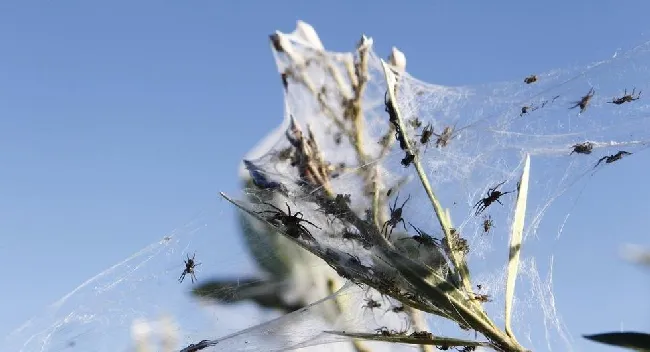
[0,1,649,351]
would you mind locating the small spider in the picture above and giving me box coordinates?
[410,331,433,339]
[375,327,392,336]
[608,88,641,105]
[433,125,454,148]
[382,194,410,237]
[180,339,212,352]
[524,74,538,84]
[401,152,415,167]
[407,222,441,247]
[391,304,405,314]
[258,202,320,241]
[594,150,632,168]
[459,346,477,352]
[418,123,434,147]
[179,252,201,284]
[473,180,514,216]
[482,215,494,234]
[569,88,595,114]
[471,293,492,303]
[362,298,382,311]
[570,141,594,155]
[409,116,423,129]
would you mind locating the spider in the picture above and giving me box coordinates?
[409,116,423,129]
[471,293,492,303]
[375,327,392,336]
[569,87,595,114]
[482,215,494,234]
[524,74,538,84]
[258,202,320,241]
[473,180,514,216]
[382,194,410,237]
[362,298,382,311]
[608,88,641,105]
[417,123,434,147]
[180,339,212,352]
[179,252,201,284]
[407,222,441,248]
[594,150,632,168]
[433,125,455,148]
[410,331,433,339]
[401,152,415,167]
[570,141,594,155]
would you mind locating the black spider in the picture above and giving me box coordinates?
[258,202,320,241]
[473,180,514,216]
[608,88,641,105]
[179,252,201,284]
[594,151,632,168]
[570,142,594,155]
[524,74,538,84]
[382,194,410,237]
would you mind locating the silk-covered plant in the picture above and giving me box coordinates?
[191,21,649,352]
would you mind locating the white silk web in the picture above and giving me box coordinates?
[4,22,650,352]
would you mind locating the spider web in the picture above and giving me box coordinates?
[4,22,650,352]
[217,22,650,351]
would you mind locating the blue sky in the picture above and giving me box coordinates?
[0,1,649,351]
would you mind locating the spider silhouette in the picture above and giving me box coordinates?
[473,181,514,216]
[179,252,201,284]
[257,202,320,241]
[594,151,632,168]
[569,88,595,114]
[608,88,641,105]
[382,194,410,237]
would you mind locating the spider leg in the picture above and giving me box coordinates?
[191,272,197,284]
[401,194,411,208]
[179,272,186,283]
[391,193,399,211]
[593,157,607,169]
[492,180,507,191]
[496,199,503,206]
[474,203,486,216]
[298,225,316,241]
[298,218,321,229]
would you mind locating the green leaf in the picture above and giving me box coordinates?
[584,331,650,351]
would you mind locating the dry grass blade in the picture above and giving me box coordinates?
[504,154,530,342]
[379,59,473,295]
[324,330,491,348]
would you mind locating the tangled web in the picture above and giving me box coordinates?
[4,21,650,352]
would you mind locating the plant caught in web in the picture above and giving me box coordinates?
[198,21,650,352]
[5,21,650,352]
